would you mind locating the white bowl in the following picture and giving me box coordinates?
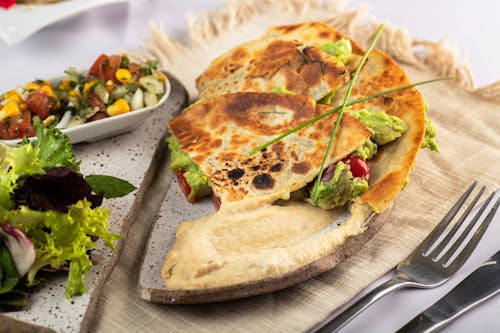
[1,73,171,146]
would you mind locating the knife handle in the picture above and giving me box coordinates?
[398,250,500,333]
[309,276,414,333]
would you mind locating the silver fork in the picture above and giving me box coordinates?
[309,182,500,333]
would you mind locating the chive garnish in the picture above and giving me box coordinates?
[247,76,452,156]
[309,24,385,202]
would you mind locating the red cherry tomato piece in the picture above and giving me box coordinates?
[176,170,200,203]
[88,54,108,78]
[26,88,54,119]
[100,55,121,82]
[211,192,221,211]
[87,91,107,113]
[0,0,16,9]
[342,155,370,178]
[19,111,36,138]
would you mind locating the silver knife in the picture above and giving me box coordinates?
[397,249,500,333]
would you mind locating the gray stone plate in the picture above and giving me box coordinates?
[137,129,392,305]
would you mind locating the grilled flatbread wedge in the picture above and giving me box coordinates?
[168,92,371,206]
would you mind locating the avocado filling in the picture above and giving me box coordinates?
[305,109,408,209]
[320,38,353,64]
[166,136,211,201]
[306,161,368,209]
[421,104,439,152]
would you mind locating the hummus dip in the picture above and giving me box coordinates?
[162,198,372,290]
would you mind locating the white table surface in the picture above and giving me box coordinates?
[1,1,499,332]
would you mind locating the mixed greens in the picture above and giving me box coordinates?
[0,124,135,310]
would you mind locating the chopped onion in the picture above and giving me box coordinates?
[110,85,128,100]
[94,83,109,104]
[139,76,164,95]
[130,88,144,110]
[56,111,73,129]
[144,91,158,107]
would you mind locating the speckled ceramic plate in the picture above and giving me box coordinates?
[137,149,393,305]
[2,74,188,332]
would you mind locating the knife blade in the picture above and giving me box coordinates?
[397,249,500,333]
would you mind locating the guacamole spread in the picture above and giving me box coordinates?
[353,109,408,145]
[422,110,439,152]
[320,38,353,64]
[306,161,368,209]
[166,136,211,201]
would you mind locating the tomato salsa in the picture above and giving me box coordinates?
[0,54,166,140]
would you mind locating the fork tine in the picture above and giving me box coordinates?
[429,186,485,259]
[441,192,499,271]
[417,181,477,254]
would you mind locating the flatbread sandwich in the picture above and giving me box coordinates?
[160,22,437,301]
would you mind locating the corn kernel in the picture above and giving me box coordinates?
[115,69,132,83]
[69,90,78,97]
[83,80,98,93]
[42,115,56,127]
[40,84,57,98]
[3,90,22,103]
[157,75,167,82]
[0,101,20,121]
[58,80,72,90]
[25,82,40,91]
[106,98,130,116]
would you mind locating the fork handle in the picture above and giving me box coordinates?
[310,276,413,332]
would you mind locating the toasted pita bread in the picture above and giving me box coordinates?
[168,92,372,205]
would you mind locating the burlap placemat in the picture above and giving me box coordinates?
[5,1,498,332]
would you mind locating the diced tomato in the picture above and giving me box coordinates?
[88,54,108,78]
[342,155,370,178]
[1,111,36,140]
[176,170,201,203]
[87,91,107,113]
[0,121,10,140]
[0,0,15,9]
[129,62,141,74]
[86,112,108,123]
[26,88,55,119]
[101,55,122,82]
[211,192,221,211]
[20,111,36,138]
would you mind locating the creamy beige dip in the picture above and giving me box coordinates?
[162,198,372,290]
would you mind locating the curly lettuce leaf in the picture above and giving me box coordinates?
[5,199,121,299]
[0,124,81,213]
[33,122,81,172]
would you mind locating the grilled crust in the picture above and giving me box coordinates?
[168,92,372,204]
[241,22,426,212]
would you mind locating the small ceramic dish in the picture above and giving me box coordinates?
[1,72,171,146]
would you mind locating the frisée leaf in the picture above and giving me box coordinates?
[33,122,81,172]
[4,199,121,299]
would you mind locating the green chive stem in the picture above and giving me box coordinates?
[247,77,453,156]
[311,24,385,202]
